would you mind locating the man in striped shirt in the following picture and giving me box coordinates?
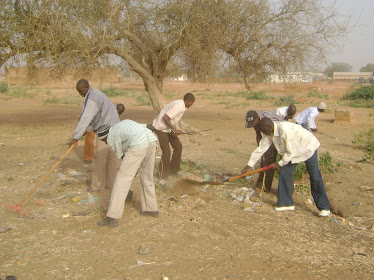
[96,120,159,227]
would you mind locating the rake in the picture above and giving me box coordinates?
[5,143,76,215]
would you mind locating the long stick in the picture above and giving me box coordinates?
[224,164,276,182]
[182,128,213,135]
[19,143,76,204]
[316,131,338,140]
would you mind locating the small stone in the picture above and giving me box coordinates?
[69,170,83,176]
[56,173,66,178]
[138,245,150,255]
[0,226,12,233]
[193,198,206,208]
[52,230,57,235]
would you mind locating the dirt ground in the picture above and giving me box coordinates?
[0,81,373,280]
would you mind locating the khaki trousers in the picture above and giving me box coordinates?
[84,131,95,161]
[107,141,158,219]
[91,138,118,191]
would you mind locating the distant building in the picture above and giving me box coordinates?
[267,72,325,83]
[333,72,373,81]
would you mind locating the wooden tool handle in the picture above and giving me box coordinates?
[225,164,276,182]
[20,143,77,204]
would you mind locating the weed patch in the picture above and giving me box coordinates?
[307,89,329,100]
[352,128,374,163]
[135,92,151,106]
[274,95,296,106]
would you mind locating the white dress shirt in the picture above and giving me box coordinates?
[294,107,319,129]
[152,99,186,132]
[247,122,320,168]
[273,106,288,119]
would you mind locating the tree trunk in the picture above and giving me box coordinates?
[243,76,251,91]
[142,75,166,113]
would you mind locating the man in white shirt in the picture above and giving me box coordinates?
[244,117,331,217]
[273,105,296,121]
[242,110,283,192]
[294,102,326,132]
[96,120,159,227]
[152,93,195,179]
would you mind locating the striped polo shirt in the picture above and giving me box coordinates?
[107,119,158,159]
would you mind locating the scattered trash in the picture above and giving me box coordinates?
[360,185,374,191]
[62,213,70,218]
[230,187,255,203]
[355,252,367,256]
[202,185,209,192]
[56,195,67,201]
[35,200,46,206]
[0,226,12,234]
[72,211,93,216]
[203,174,212,181]
[330,218,340,224]
[180,195,188,199]
[156,156,161,159]
[129,259,156,269]
[83,164,89,168]
[245,175,252,180]
[69,170,83,177]
[55,172,66,178]
[87,193,95,204]
[356,227,366,231]
[72,196,82,203]
[352,202,359,206]
[78,177,88,182]
[82,230,92,234]
[138,245,150,255]
[78,195,99,204]
[193,198,206,208]
[52,230,57,235]
[243,208,255,212]
[162,277,169,280]
[15,163,24,166]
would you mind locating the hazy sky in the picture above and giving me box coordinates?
[330,0,374,71]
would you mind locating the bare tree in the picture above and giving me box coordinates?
[1,0,351,109]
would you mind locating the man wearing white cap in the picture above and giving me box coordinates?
[294,102,326,132]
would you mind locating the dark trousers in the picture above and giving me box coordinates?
[155,130,182,179]
[277,150,330,210]
[256,144,277,191]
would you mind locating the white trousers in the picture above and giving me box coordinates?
[107,141,158,219]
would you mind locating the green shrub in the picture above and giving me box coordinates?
[274,151,341,180]
[4,87,38,98]
[0,82,8,93]
[274,95,296,106]
[101,85,132,97]
[307,89,329,100]
[352,128,374,163]
[135,92,151,106]
[343,85,374,101]
[215,90,271,100]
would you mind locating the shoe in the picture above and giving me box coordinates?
[97,217,118,227]
[319,210,331,217]
[275,206,295,211]
[141,211,159,218]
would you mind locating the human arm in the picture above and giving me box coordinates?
[72,99,99,141]
[307,109,318,132]
[242,136,272,173]
[162,114,183,135]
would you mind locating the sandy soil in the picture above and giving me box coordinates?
[0,81,373,279]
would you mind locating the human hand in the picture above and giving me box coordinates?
[174,129,183,135]
[69,139,78,148]
[273,162,281,170]
[311,128,317,132]
[241,165,251,174]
